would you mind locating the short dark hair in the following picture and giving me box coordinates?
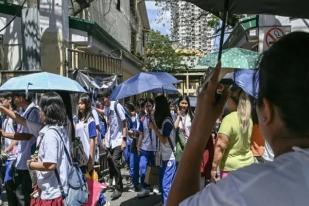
[257,31,309,135]
[12,92,34,103]
[126,103,135,112]
[141,98,154,108]
[39,92,66,125]
[102,91,111,99]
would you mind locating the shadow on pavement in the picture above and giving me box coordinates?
[119,194,161,206]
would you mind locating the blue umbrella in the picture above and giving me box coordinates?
[223,69,259,98]
[148,84,179,94]
[110,72,180,100]
[0,72,86,93]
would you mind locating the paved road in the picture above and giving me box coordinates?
[104,170,162,206]
[1,168,162,206]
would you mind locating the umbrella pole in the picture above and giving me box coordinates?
[218,0,229,61]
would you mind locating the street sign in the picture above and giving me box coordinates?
[259,26,291,52]
[265,27,285,47]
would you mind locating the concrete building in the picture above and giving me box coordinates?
[0,0,149,82]
[170,1,214,53]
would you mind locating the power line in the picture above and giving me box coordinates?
[0,0,27,33]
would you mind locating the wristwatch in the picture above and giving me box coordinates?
[122,136,127,141]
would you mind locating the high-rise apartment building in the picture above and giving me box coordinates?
[171,1,214,53]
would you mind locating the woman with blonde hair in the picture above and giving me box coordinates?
[211,86,254,181]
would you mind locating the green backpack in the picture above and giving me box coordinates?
[175,128,187,162]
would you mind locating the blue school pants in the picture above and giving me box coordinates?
[139,149,155,188]
[160,159,177,205]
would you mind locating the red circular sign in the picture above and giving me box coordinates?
[265,27,285,47]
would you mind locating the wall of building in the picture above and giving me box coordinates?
[85,0,132,51]
[0,14,22,70]
[0,0,69,74]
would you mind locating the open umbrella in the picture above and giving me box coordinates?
[186,0,309,19]
[186,0,309,66]
[148,84,179,94]
[110,72,180,100]
[199,48,259,69]
[0,72,86,93]
[222,69,259,98]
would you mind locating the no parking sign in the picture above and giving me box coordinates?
[259,26,291,52]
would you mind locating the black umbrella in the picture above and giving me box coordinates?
[186,0,309,19]
[186,0,309,62]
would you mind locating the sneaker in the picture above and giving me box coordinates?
[111,189,122,200]
[137,188,150,198]
[128,185,140,192]
[153,187,160,195]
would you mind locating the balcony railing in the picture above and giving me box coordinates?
[66,48,122,76]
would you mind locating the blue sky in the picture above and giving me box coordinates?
[145,1,171,35]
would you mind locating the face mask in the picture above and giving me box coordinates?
[131,116,136,122]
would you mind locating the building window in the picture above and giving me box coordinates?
[116,0,121,11]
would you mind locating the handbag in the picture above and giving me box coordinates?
[51,128,88,206]
[144,165,160,186]
[175,128,187,162]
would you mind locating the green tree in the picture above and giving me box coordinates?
[144,30,182,72]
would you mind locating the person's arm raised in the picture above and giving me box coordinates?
[167,63,230,206]
[0,106,26,126]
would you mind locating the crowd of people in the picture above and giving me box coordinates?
[0,80,271,206]
[0,31,306,206]
[0,73,270,205]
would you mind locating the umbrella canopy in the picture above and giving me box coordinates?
[110,72,180,100]
[223,69,259,98]
[148,84,179,94]
[0,72,86,93]
[198,48,259,69]
[186,0,309,19]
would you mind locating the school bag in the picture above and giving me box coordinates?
[72,116,91,167]
[51,128,89,206]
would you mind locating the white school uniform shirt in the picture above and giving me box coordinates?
[15,103,40,170]
[160,117,176,161]
[36,125,70,200]
[105,101,126,149]
[178,113,192,140]
[2,117,17,160]
[180,147,309,206]
[74,116,97,162]
[140,116,157,152]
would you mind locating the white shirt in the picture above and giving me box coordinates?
[178,113,192,140]
[140,116,157,152]
[91,109,100,126]
[74,117,96,162]
[2,117,17,160]
[15,103,40,170]
[160,118,176,161]
[105,101,126,149]
[180,147,309,206]
[36,125,70,200]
